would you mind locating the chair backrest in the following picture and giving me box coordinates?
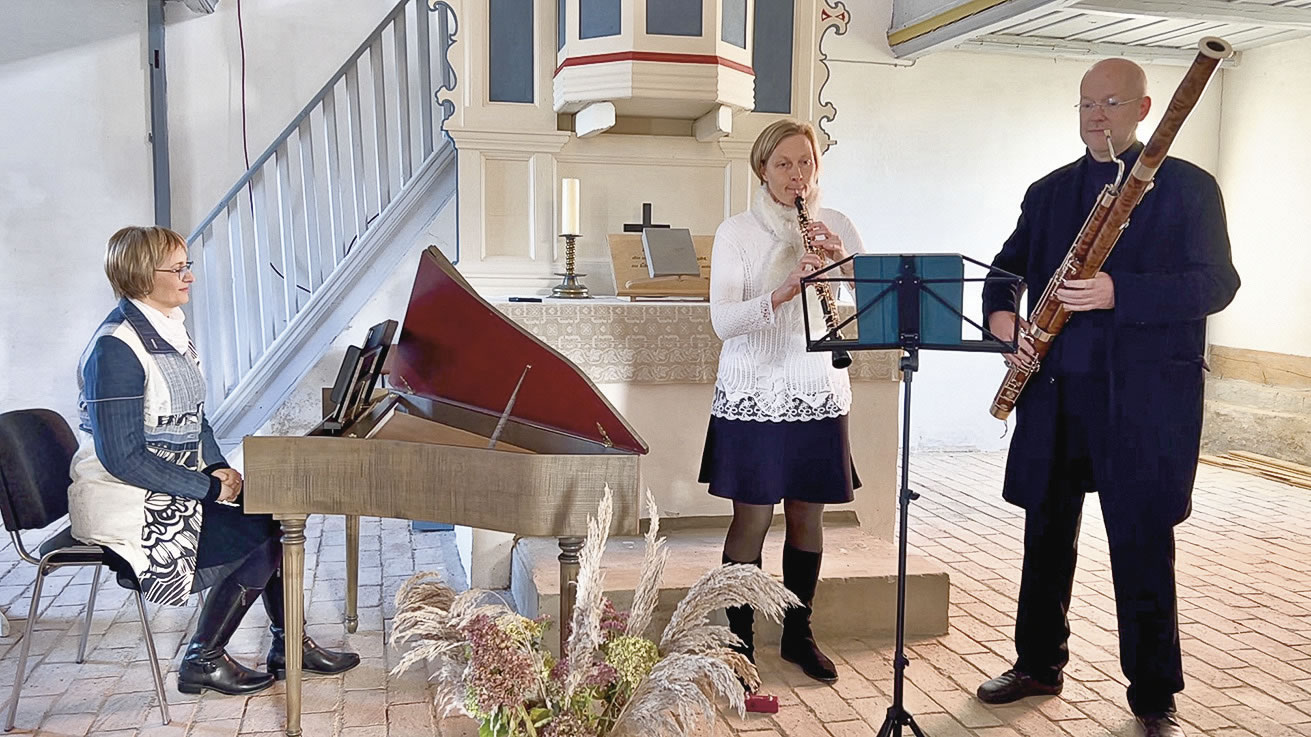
[0,409,78,532]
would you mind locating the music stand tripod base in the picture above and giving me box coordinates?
[875,348,930,737]
[800,253,1021,737]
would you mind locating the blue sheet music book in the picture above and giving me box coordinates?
[852,254,965,347]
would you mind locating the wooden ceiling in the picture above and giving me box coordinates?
[890,0,1311,64]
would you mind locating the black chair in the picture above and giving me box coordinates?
[0,409,169,731]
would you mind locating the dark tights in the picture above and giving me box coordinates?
[723,499,824,563]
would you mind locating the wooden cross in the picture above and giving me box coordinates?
[622,202,671,233]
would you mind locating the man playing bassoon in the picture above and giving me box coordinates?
[977,58,1240,737]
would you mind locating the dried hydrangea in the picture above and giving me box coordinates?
[600,597,629,637]
[603,635,660,692]
[462,613,536,713]
[585,661,620,689]
[549,655,570,685]
[542,711,597,737]
[496,612,548,647]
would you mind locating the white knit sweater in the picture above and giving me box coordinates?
[709,185,864,422]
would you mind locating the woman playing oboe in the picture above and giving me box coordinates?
[699,118,865,683]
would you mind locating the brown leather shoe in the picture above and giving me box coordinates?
[1138,712,1185,737]
[976,669,1063,704]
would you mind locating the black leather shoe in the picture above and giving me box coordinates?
[1138,712,1186,737]
[262,570,361,680]
[976,669,1062,704]
[780,629,838,683]
[179,645,277,695]
[267,632,362,680]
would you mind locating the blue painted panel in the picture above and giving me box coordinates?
[722,0,747,48]
[580,0,622,39]
[489,0,534,103]
[558,0,566,50]
[753,0,793,113]
[854,255,966,347]
[648,0,702,37]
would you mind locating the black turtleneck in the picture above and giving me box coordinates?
[1046,142,1144,376]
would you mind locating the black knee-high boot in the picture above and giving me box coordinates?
[780,544,837,682]
[262,569,361,680]
[723,553,763,664]
[178,577,276,695]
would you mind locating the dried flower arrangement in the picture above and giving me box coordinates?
[390,487,798,737]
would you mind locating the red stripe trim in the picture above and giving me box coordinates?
[554,51,754,77]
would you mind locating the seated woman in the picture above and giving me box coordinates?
[68,225,359,696]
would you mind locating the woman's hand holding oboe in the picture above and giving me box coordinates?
[803,221,852,275]
[772,252,827,309]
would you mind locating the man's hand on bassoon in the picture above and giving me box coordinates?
[1056,272,1115,311]
[988,311,1038,369]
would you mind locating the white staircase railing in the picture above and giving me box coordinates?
[187,0,456,415]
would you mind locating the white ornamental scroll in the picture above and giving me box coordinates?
[815,1,851,151]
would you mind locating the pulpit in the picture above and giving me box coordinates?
[554,0,757,139]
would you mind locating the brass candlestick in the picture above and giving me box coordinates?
[551,233,590,299]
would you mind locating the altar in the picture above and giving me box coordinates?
[469,297,942,635]
[494,298,902,537]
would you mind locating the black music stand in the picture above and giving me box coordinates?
[800,254,1022,737]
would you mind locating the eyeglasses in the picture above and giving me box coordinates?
[1076,97,1143,113]
[155,262,194,277]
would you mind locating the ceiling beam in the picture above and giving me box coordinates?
[962,32,1244,66]
[1073,0,1311,30]
[890,0,1014,46]
[890,0,1079,58]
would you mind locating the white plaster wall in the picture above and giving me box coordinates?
[1210,36,1311,358]
[164,0,399,233]
[820,50,1223,449]
[0,0,153,422]
[0,0,414,420]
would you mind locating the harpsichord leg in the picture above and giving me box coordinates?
[278,515,308,737]
[345,515,360,633]
[558,536,584,652]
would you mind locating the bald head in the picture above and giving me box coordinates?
[1078,58,1152,161]
[1083,58,1148,99]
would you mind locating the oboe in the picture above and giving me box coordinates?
[794,196,852,370]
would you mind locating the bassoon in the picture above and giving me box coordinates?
[795,195,853,369]
[989,36,1233,421]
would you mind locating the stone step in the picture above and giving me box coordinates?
[510,522,950,648]
[1206,376,1311,413]
[1203,378,1311,465]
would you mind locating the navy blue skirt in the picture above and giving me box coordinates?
[699,414,860,505]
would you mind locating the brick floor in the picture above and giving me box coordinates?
[1,451,1309,736]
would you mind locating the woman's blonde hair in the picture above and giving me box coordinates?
[749,119,821,184]
[104,226,188,299]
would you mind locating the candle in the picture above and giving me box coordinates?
[561,178,580,235]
